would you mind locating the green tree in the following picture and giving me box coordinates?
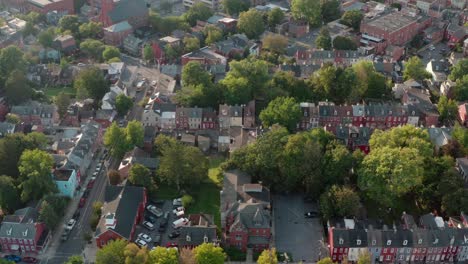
[267,8,284,28]
[269,71,312,101]
[204,25,223,45]
[257,248,278,264]
[184,2,214,26]
[115,94,133,116]
[193,243,225,264]
[18,149,56,202]
[322,141,353,185]
[39,200,60,230]
[222,0,249,15]
[221,76,251,105]
[0,46,26,77]
[291,0,321,26]
[333,36,357,50]
[341,10,363,30]
[59,15,80,35]
[184,37,200,53]
[262,34,288,54]
[438,95,458,124]
[403,56,431,81]
[164,44,179,62]
[179,248,196,264]
[55,92,71,119]
[96,239,127,264]
[5,70,31,105]
[79,21,102,39]
[107,170,121,185]
[351,61,388,100]
[5,113,20,124]
[65,255,84,264]
[124,243,149,264]
[104,122,129,158]
[22,21,37,36]
[149,246,179,264]
[143,45,154,62]
[80,39,105,61]
[260,97,301,132]
[74,66,109,100]
[0,175,21,213]
[319,185,360,220]
[182,61,212,87]
[125,120,144,147]
[237,9,265,39]
[317,258,333,264]
[315,27,332,50]
[449,59,468,81]
[102,46,120,62]
[38,28,55,47]
[222,58,269,99]
[453,123,468,150]
[320,0,341,23]
[128,164,153,189]
[357,251,372,264]
[454,75,468,101]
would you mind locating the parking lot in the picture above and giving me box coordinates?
[418,42,450,65]
[273,194,327,263]
[133,199,184,249]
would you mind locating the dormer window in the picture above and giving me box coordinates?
[186,235,191,242]
[347,111,350,116]
[334,110,338,116]
[433,238,439,244]
[403,240,408,246]
[372,240,376,246]
[6,227,12,236]
[339,238,344,245]
[387,240,392,246]
[357,239,361,245]
[22,229,28,237]
[418,239,423,244]
[204,235,209,243]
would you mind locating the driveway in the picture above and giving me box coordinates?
[273,194,326,263]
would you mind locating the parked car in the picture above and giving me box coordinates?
[137,233,152,243]
[168,231,180,239]
[135,238,148,248]
[146,205,163,217]
[166,242,178,248]
[61,229,70,241]
[92,171,98,178]
[153,234,161,246]
[65,219,77,230]
[304,211,319,218]
[72,210,80,220]
[79,198,86,208]
[83,189,90,198]
[172,218,189,229]
[145,214,157,223]
[158,222,167,232]
[87,179,95,189]
[172,198,182,207]
[142,221,155,231]
[172,207,184,214]
[22,257,38,263]
[3,255,21,263]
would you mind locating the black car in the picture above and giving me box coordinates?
[145,214,157,224]
[158,224,167,233]
[83,189,90,198]
[304,211,319,218]
[153,234,161,246]
[168,231,180,239]
[72,210,80,220]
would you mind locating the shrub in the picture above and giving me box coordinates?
[225,247,246,261]
[182,194,194,208]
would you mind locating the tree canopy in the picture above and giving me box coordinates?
[193,243,225,264]
[184,2,214,26]
[149,246,179,264]
[115,94,133,116]
[96,239,127,264]
[237,9,265,39]
[319,185,360,220]
[291,0,322,26]
[18,149,56,202]
[74,66,109,101]
[223,0,249,15]
[262,34,288,54]
[438,95,458,125]
[449,59,468,81]
[333,36,357,50]
[4,69,31,105]
[59,15,80,35]
[183,37,200,53]
[341,10,363,31]
[0,175,21,213]
[80,39,105,61]
[79,21,102,39]
[259,97,302,132]
[403,56,431,81]
[257,248,278,264]
[102,46,120,62]
[315,27,332,50]
[55,92,71,119]
[267,8,285,28]
[129,164,154,190]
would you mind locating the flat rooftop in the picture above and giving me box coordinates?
[366,12,418,33]
[53,169,74,181]
[28,0,66,7]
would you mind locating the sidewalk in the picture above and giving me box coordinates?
[83,240,98,264]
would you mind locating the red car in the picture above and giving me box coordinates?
[79,198,86,208]
[166,242,178,248]
[22,257,38,263]
[87,179,95,189]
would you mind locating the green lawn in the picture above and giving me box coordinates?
[207,155,225,186]
[44,86,76,98]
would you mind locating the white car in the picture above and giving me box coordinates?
[172,198,182,207]
[135,238,148,248]
[65,219,76,230]
[172,207,184,214]
[92,171,98,178]
[146,205,163,217]
[137,233,152,243]
[142,221,155,230]
[172,218,189,229]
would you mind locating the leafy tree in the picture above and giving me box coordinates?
[221,76,251,105]
[449,59,468,81]
[262,34,288,54]
[315,27,332,50]
[341,10,363,31]
[403,56,431,81]
[438,95,458,124]
[223,0,249,15]
[221,58,269,100]
[257,248,278,264]
[154,134,178,156]
[74,66,109,100]
[453,123,468,150]
[18,149,56,202]
[184,3,214,26]
[125,120,144,147]
[441,139,465,158]
[59,15,80,35]
[237,9,265,39]
[317,258,333,264]
[39,201,60,230]
[179,248,196,264]
[193,243,225,264]
[309,64,357,103]
[102,46,120,62]
[177,61,220,107]
[107,170,121,185]
[65,255,84,264]
[333,36,357,50]
[0,46,26,77]
[357,251,372,264]
[143,45,154,62]
[79,21,102,39]
[164,44,180,62]
[129,164,153,189]
[5,113,20,124]
[22,22,37,36]
[390,2,402,10]
[38,28,55,47]
[319,185,360,219]
[320,0,341,23]
[204,25,223,45]
[115,94,133,116]
[269,71,312,102]
[80,39,105,61]
[454,75,468,101]
[267,8,284,28]
[124,243,149,264]
[0,175,21,213]
[260,97,301,132]
[351,61,388,100]
[441,186,468,216]
[322,141,353,185]
[96,239,127,264]
[149,246,179,264]
[5,70,31,105]
[55,92,71,119]
[184,37,200,53]
[291,0,321,26]
[104,122,129,158]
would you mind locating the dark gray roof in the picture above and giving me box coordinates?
[178,226,217,247]
[333,229,350,247]
[132,157,159,170]
[0,207,39,240]
[108,0,148,24]
[348,229,368,247]
[412,228,430,247]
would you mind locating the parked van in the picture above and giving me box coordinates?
[172,218,188,229]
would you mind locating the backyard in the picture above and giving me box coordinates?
[44,86,76,98]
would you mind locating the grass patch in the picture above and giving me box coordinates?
[154,184,180,200]
[207,155,225,186]
[186,182,221,228]
[44,86,76,98]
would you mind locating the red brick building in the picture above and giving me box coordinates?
[27,0,74,14]
[103,21,133,46]
[95,185,147,248]
[202,107,218,130]
[459,103,468,126]
[329,228,350,262]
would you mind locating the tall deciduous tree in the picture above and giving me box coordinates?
[124,243,149,264]
[332,36,357,50]
[204,25,223,45]
[262,34,288,54]
[259,97,302,131]
[104,122,129,158]
[267,8,284,27]
[129,164,153,189]
[59,15,80,34]
[257,248,278,264]
[222,0,249,15]
[18,149,56,202]
[237,9,265,39]
[403,56,431,81]
[74,66,109,101]
[126,120,144,147]
[5,70,31,105]
[320,0,341,22]
[143,45,154,62]
[319,185,360,220]
[149,246,179,264]
[438,95,458,124]
[115,94,133,116]
[315,27,332,50]
[193,243,225,264]
[454,75,468,101]
[449,59,468,81]
[291,0,321,26]
[65,255,84,264]
[183,37,200,53]
[96,239,127,264]
[357,251,372,264]
[0,175,21,213]
[80,39,105,61]
[317,258,333,264]
[184,2,213,26]
[0,46,26,78]
[179,248,196,264]
[55,92,71,119]
[79,21,102,39]
[102,46,120,62]
[38,28,55,48]
[39,201,60,230]
[341,10,363,30]
[222,58,269,100]
[107,170,121,185]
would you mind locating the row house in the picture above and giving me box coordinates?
[299,102,319,130]
[181,46,227,66]
[202,107,218,130]
[176,107,203,130]
[10,101,58,128]
[295,49,369,67]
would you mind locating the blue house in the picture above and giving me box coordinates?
[52,169,78,198]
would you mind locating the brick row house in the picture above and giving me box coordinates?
[10,101,59,129]
[329,213,468,264]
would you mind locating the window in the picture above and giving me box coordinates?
[403,240,408,246]
[339,248,343,253]
[386,255,391,261]
[383,248,387,254]
[235,235,242,241]
[390,248,395,253]
[333,248,337,253]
